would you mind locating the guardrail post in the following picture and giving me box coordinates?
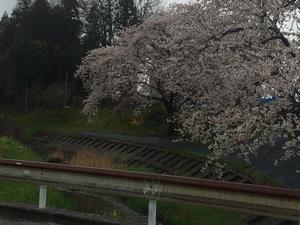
[148,199,157,225]
[143,181,161,225]
[39,185,47,209]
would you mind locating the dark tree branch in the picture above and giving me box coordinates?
[262,34,290,47]
[137,92,163,102]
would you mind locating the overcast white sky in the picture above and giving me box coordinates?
[0,0,15,16]
[0,0,190,17]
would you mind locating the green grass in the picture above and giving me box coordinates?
[0,137,78,210]
[174,148,280,186]
[0,181,78,210]
[126,198,245,225]
[0,136,42,161]
[227,159,281,186]
[8,106,168,141]
[122,163,245,225]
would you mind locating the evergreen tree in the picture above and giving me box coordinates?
[0,0,155,111]
[82,2,103,51]
[28,0,52,41]
[82,0,140,50]
[5,33,48,112]
[115,0,138,30]
[0,12,9,33]
[105,0,114,46]
[56,0,82,104]
[53,0,81,47]
[0,0,83,111]
[0,12,14,54]
[61,0,80,18]
[16,0,33,13]
[13,0,33,33]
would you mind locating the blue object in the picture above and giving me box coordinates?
[261,96,277,104]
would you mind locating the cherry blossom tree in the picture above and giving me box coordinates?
[177,0,300,163]
[76,0,300,162]
[76,12,197,135]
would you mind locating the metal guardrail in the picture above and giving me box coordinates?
[33,132,298,225]
[0,158,299,224]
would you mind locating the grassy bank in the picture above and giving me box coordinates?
[126,198,244,225]
[0,136,42,161]
[9,107,279,186]
[6,106,168,141]
[0,137,78,210]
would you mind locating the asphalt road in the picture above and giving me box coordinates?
[0,217,61,225]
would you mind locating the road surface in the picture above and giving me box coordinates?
[0,216,61,225]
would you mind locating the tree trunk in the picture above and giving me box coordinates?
[24,80,29,113]
[164,100,178,137]
[167,119,177,137]
[107,0,113,45]
[64,69,68,106]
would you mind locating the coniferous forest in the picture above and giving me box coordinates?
[0,0,156,112]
